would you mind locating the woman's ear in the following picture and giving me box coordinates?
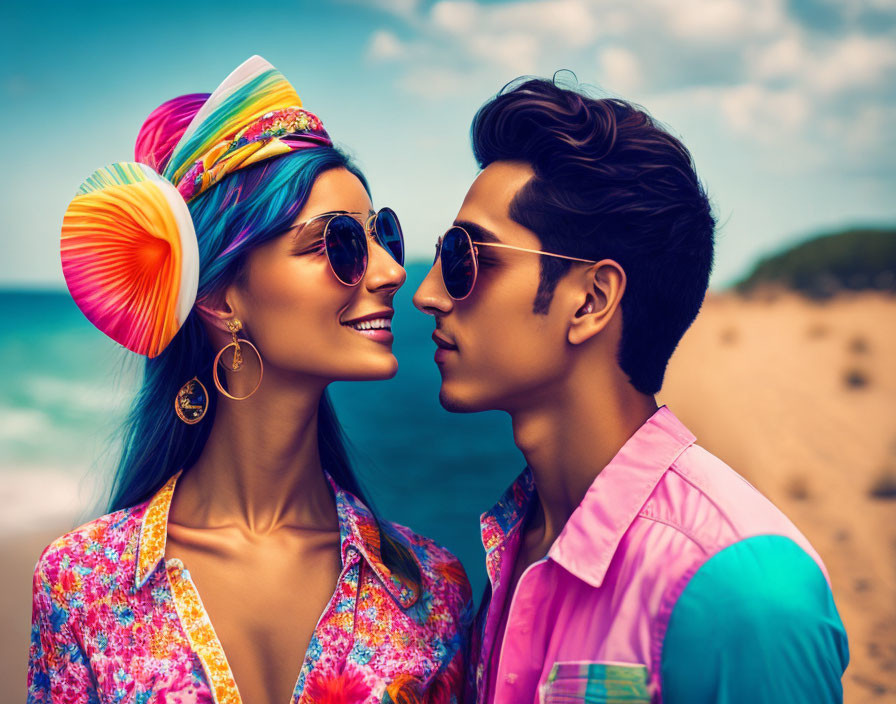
[195,291,237,335]
[568,260,626,346]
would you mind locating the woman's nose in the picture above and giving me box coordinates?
[365,239,406,293]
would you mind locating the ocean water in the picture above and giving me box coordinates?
[0,263,524,598]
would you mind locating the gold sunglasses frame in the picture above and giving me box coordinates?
[291,207,404,286]
[435,225,598,300]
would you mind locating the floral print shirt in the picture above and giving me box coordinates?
[28,469,473,704]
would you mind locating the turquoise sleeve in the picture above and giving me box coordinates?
[661,534,849,704]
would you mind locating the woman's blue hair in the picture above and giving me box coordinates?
[108,148,373,512]
[113,98,422,591]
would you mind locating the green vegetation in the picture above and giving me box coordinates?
[735,227,896,299]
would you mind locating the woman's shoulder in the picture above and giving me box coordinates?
[33,503,146,585]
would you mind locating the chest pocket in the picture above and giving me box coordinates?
[539,661,651,703]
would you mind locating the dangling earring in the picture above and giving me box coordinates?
[174,376,209,424]
[213,319,264,400]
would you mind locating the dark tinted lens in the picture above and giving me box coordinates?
[374,208,404,265]
[440,227,476,299]
[325,215,367,285]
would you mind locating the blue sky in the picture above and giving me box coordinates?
[2,0,894,290]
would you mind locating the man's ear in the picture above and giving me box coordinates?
[568,260,626,346]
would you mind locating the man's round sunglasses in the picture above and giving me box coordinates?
[292,207,404,286]
[434,225,598,300]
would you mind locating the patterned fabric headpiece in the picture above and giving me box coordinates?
[60,56,330,358]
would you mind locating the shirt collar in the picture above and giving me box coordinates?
[479,463,538,589]
[479,405,696,589]
[134,469,420,608]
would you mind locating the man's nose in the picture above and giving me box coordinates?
[412,261,453,316]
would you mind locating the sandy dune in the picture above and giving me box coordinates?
[659,290,896,703]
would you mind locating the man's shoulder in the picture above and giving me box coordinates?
[641,442,821,558]
[663,440,765,508]
[659,533,849,703]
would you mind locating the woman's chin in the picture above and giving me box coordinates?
[338,355,399,382]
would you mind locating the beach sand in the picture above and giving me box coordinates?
[0,521,73,697]
[2,290,893,702]
[659,290,896,704]
[0,471,106,696]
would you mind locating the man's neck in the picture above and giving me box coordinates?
[508,370,659,549]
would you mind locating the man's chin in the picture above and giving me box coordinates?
[438,384,491,414]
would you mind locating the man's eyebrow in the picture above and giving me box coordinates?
[453,220,502,244]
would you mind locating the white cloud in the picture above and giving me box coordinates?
[467,32,541,73]
[358,0,896,170]
[809,34,896,95]
[720,83,810,136]
[597,46,642,92]
[750,31,896,94]
[659,0,788,42]
[429,0,598,45]
[367,29,407,61]
[431,1,479,33]
[486,0,598,48]
[750,32,808,81]
[368,0,607,94]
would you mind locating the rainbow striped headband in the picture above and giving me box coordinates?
[60,56,331,358]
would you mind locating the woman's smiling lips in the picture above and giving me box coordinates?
[341,310,394,343]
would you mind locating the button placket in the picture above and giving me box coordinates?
[165,557,242,704]
[294,549,363,704]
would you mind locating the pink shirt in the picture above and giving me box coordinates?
[468,405,849,704]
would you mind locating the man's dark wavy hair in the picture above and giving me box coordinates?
[470,75,716,395]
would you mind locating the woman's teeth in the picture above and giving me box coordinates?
[346,318,391,331]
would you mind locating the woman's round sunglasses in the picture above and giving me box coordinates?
[293,207,404,286]
[434,225,598,300]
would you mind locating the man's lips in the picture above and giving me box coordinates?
[432,331,458,350]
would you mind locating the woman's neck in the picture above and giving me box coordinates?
[172,366,337,536]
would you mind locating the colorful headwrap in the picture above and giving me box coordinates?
[61,56,331,358]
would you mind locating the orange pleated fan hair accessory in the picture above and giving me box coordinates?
[61,163,198,358]
[59,55,331,358]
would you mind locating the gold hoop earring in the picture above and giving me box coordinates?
[174,376,209,424]
[213,319,263,400]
